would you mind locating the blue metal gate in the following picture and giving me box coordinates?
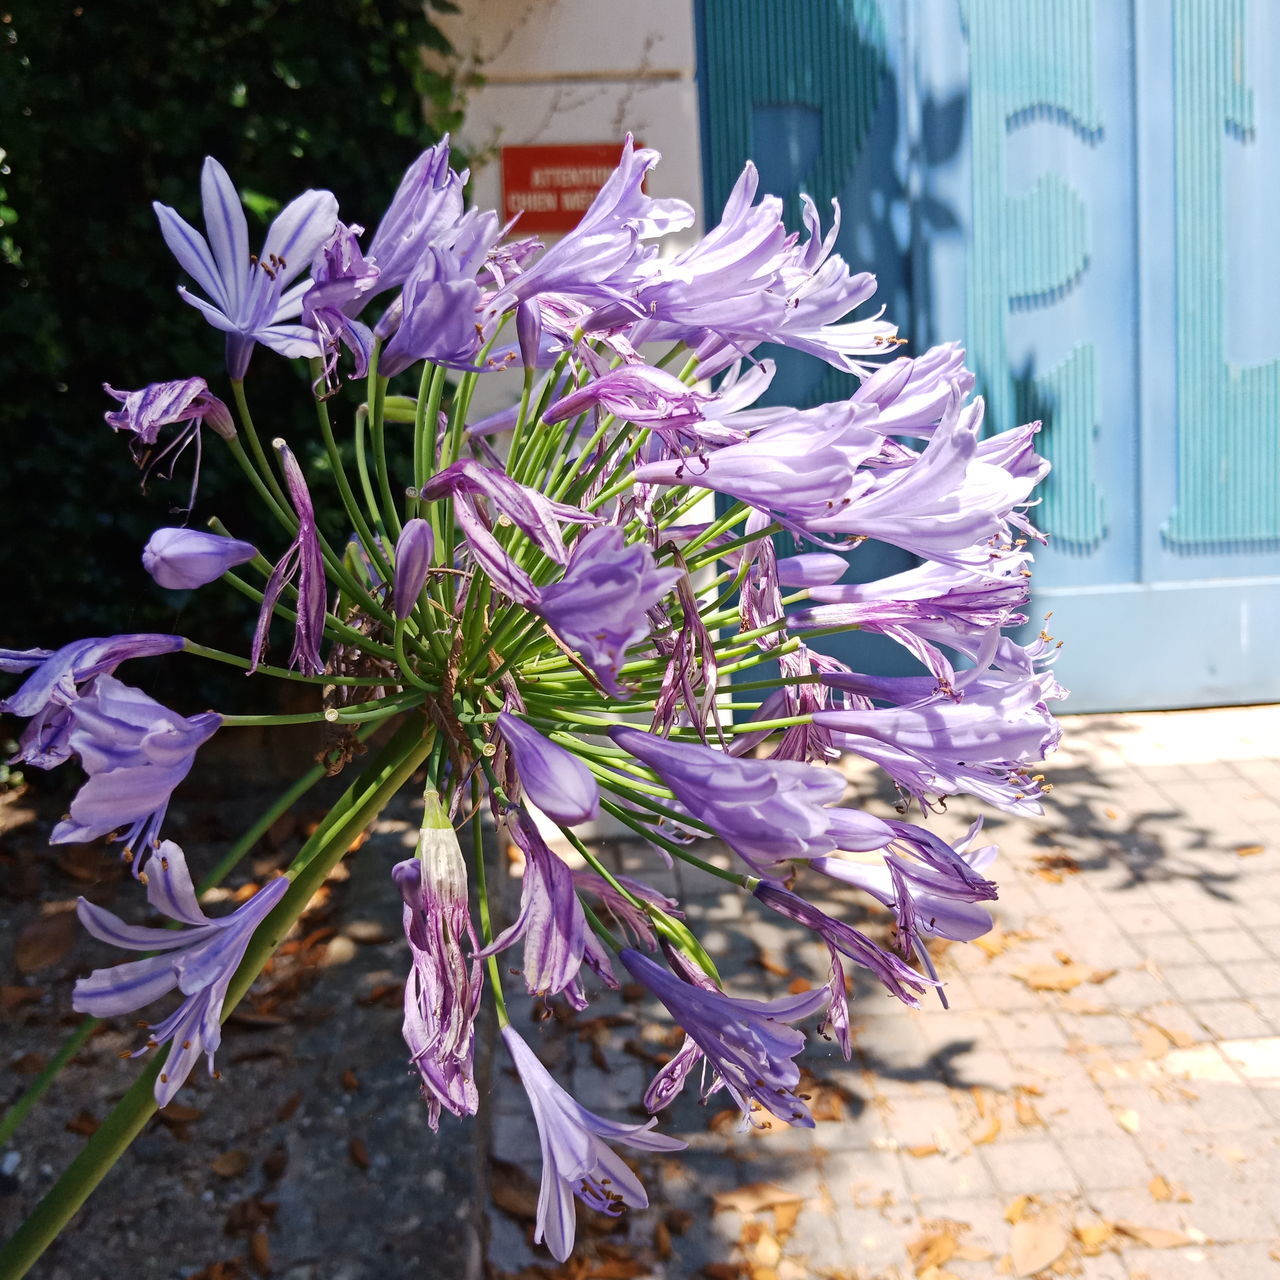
[696,0,1280,711]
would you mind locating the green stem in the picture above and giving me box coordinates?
[469,775,508,1029]
[597,798,750,886]
[230,380,291,513]
[181,640,388,687]
[309,362,391,579]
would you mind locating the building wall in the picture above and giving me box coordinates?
[434,0,704,244]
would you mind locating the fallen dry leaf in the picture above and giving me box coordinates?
[1009,1211,1069,1277]
[1057,994,1108,1015]
[1013,1094,1043,1128]
[1137,1025,1173,1058]
[754,949,791,978]
[1004,1195,1033,1224]
[211,1149,251,1178]
[773,1202,801,1238]
[1115,1222,1194,1249]
[905,1142,942,1158]
[1,985,46,1014]
[348,1137,370,1170]
[1011,963,1115,993]
[249,1227,270,1277]
[587,1261,652,1279]
[65,1110,99,1136]
[1236,844,1264,857]
[907,1227,960,1271]
[968,1113,1001,1145]
[14,913,76,973]
[752,1233,782,1267]
[973,925,1011,959]
[1073,1220,1115,1254]
[712,1183,805,1215]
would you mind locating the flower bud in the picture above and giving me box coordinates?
[516,298,542,368]
[143,528,257,590]
[392,518,435,620]
[497,712,599,826]
[775,553,849,588]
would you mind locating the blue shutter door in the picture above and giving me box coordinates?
[696,0,1280,711]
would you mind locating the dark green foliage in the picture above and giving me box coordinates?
[0,0,464,663]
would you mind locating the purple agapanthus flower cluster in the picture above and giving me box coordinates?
[1,136,1064,1266]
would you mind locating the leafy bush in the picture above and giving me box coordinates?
[0,0,465,656]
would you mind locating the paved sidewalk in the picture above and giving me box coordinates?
[487,706,1280,1279]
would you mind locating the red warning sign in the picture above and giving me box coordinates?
[500,143,627,234]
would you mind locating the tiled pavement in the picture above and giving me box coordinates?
[486,706,1280,1279]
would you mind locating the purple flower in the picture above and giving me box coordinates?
[746,195,897,375]
[503,1025,685,1262]
[620,948,827,1127]
[363,140,468,298]
[154,157,339,378]
[1,634,185,770]
[610,726,877,877]
[301,221,379,392]
[49,674,220,854]
[775,553,849,588]
[419,460,596,607]
[544,364,723,450]
[496,714,599,826]
[104,378,235,506]
[491,136,694,313]
[585,163,791,342]
[143,528,258,591]
[814,820,998,948]
[477,811,586,999]
[814,674,1062,814]
[851,342,974,437]
[105,378,235,448]
[790,559,1031,686]
[753,883,933,1048]
[72,840,289,1106]
[573,871,680,951]
[686,193,897,377]
[379,244,486,376]
[801,394,1045,563]
[631,415,874,525]
[813,821,998,1008]
[536,528,680,698]
[251,441,327,676]
[391,796,482,1130]
[391,518,435,620]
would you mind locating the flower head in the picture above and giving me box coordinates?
[503,1025,685,1261]
[154,157,339,377]
[72,841,288,1105]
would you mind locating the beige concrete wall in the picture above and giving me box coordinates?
[434,0,704,243]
